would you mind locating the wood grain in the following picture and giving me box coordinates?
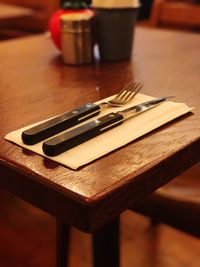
[150,0,200,29]
[0,28,200,232]
[1,193,200,267]
[0,0,59,32]
[0,3,32,19]
[133,162,200,237]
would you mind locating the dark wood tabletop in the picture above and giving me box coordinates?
[0,3,32,19]
[0,28,200,233]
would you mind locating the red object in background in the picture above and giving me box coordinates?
[49,9,94,50]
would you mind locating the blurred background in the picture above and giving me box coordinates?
[0,0,199,41]
[0,1,200,267]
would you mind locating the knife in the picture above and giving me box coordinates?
[42,96,174,156]
[21,103,102,145]
[21,82,142,145]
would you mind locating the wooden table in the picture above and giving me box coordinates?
[0,28,200,267]
[0,2,33,39]
[0,3,32,19]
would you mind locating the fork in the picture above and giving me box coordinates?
[100,81,142,107]
[22,81,142,145]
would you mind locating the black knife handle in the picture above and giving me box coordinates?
[42,112,124,156]
[22,103,101,145]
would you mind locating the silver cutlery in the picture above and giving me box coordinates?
[99,81,142,107]
[43,96,174,156]
[22,81,142,145]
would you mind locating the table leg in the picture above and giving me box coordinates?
[56,219,70,267]
[92,217,120,267]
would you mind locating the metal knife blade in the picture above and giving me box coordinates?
[22,82,142,145]
[42,96,174,156]
[118,96,174,120]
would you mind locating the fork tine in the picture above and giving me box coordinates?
[125,84,143,102]
[116,88,130,100]
[120,90,132,102]
[126,83,143,101]
[121,80,135,91]
[104,81,142,107]
[115,81,135,100]
[118,82,142,102]
[114,87,130,101]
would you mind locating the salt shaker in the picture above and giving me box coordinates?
[61,13,93,65]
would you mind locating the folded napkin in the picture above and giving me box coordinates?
[5,94,193,170]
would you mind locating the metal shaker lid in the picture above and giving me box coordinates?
[61,13,93,33]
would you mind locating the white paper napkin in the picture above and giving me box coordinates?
[5,94,193,170]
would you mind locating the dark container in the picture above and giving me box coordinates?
[94,7,139,61]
